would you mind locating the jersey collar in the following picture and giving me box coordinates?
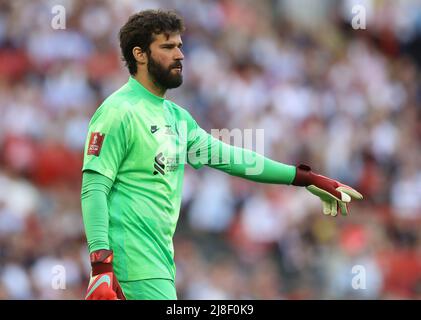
[128,76,165,103]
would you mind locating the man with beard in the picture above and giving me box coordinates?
[81,10,363,300]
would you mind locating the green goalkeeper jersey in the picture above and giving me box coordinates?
[83,76,198,281]
[82,76,296,281]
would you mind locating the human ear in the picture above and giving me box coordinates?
[133,46,147,65]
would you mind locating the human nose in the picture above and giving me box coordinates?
[174,47,184,60]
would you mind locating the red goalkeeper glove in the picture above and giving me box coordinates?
[85,249,126,300]
[292,164,363,216]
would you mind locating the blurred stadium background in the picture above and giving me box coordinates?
[0,0,420,299]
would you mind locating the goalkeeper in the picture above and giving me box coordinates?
[81,10,362,300]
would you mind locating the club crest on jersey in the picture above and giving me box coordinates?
[87,132,105,156]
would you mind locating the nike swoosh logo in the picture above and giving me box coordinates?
[85,274,111,299]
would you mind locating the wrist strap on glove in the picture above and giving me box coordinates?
[292,164,312,187]
[90,249,114,276]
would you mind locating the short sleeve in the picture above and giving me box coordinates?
[82,104,131,181]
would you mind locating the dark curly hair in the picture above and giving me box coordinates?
[119,10,185,75]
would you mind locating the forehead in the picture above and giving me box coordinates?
[152,32,182,44]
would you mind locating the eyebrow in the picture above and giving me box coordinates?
[159,42,183,48]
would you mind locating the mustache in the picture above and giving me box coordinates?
[169,61,183,69]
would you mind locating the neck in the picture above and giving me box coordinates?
[134,72,166,98]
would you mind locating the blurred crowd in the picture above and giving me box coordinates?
[0,0,420,299]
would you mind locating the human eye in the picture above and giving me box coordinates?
[161,44,175,50]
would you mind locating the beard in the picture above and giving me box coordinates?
[147,54,183,89]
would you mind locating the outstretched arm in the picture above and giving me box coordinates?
[203,140,297,185]
[186,120,362,216]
